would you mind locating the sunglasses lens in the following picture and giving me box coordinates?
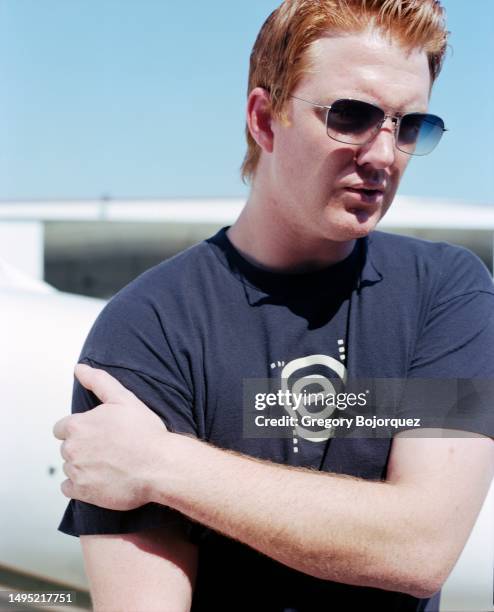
[398,113,445,155]
[327,99,384,143]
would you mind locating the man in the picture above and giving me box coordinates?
[55,1,494,611]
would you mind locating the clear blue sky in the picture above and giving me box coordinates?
[1,0,492,204]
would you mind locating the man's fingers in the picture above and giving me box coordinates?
[61,479,74,499]
[74,363,130,404]
[60,440,74,462]
[62,461,78,481]
[53,416,72,440]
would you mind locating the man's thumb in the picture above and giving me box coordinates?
[74,363,131,404]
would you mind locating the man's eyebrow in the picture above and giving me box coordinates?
[322,91,429,112]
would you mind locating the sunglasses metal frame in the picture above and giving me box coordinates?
[290,95,447,156]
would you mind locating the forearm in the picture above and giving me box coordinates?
[149,434,437,597]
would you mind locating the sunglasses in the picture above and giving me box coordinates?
[290,95,447,156]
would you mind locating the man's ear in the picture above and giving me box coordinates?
[246,87,274,154]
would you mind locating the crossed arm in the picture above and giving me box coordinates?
[143,429,493,598]
[55,365,494,602]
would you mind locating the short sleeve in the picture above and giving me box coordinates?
[399,246,494,436]
[58,280,200,538]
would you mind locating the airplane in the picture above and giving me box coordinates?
[0,260,103,605]
[0,253,493,611]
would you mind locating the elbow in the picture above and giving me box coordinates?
[404,572,445,600]
[374,564,447,599]
[360,540,453,598]
[317,549,449,598]
[373,564,447,599]
[398,547,453,599]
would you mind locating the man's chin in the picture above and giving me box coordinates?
[319,205,384,242]
[341,207,382,238]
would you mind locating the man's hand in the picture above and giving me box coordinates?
[53,363,169,511]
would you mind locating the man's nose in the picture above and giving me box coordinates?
[354,118,397,169]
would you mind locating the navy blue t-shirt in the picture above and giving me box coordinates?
[59,228,494,611]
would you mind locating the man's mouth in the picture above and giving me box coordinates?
[344,187,384,203]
